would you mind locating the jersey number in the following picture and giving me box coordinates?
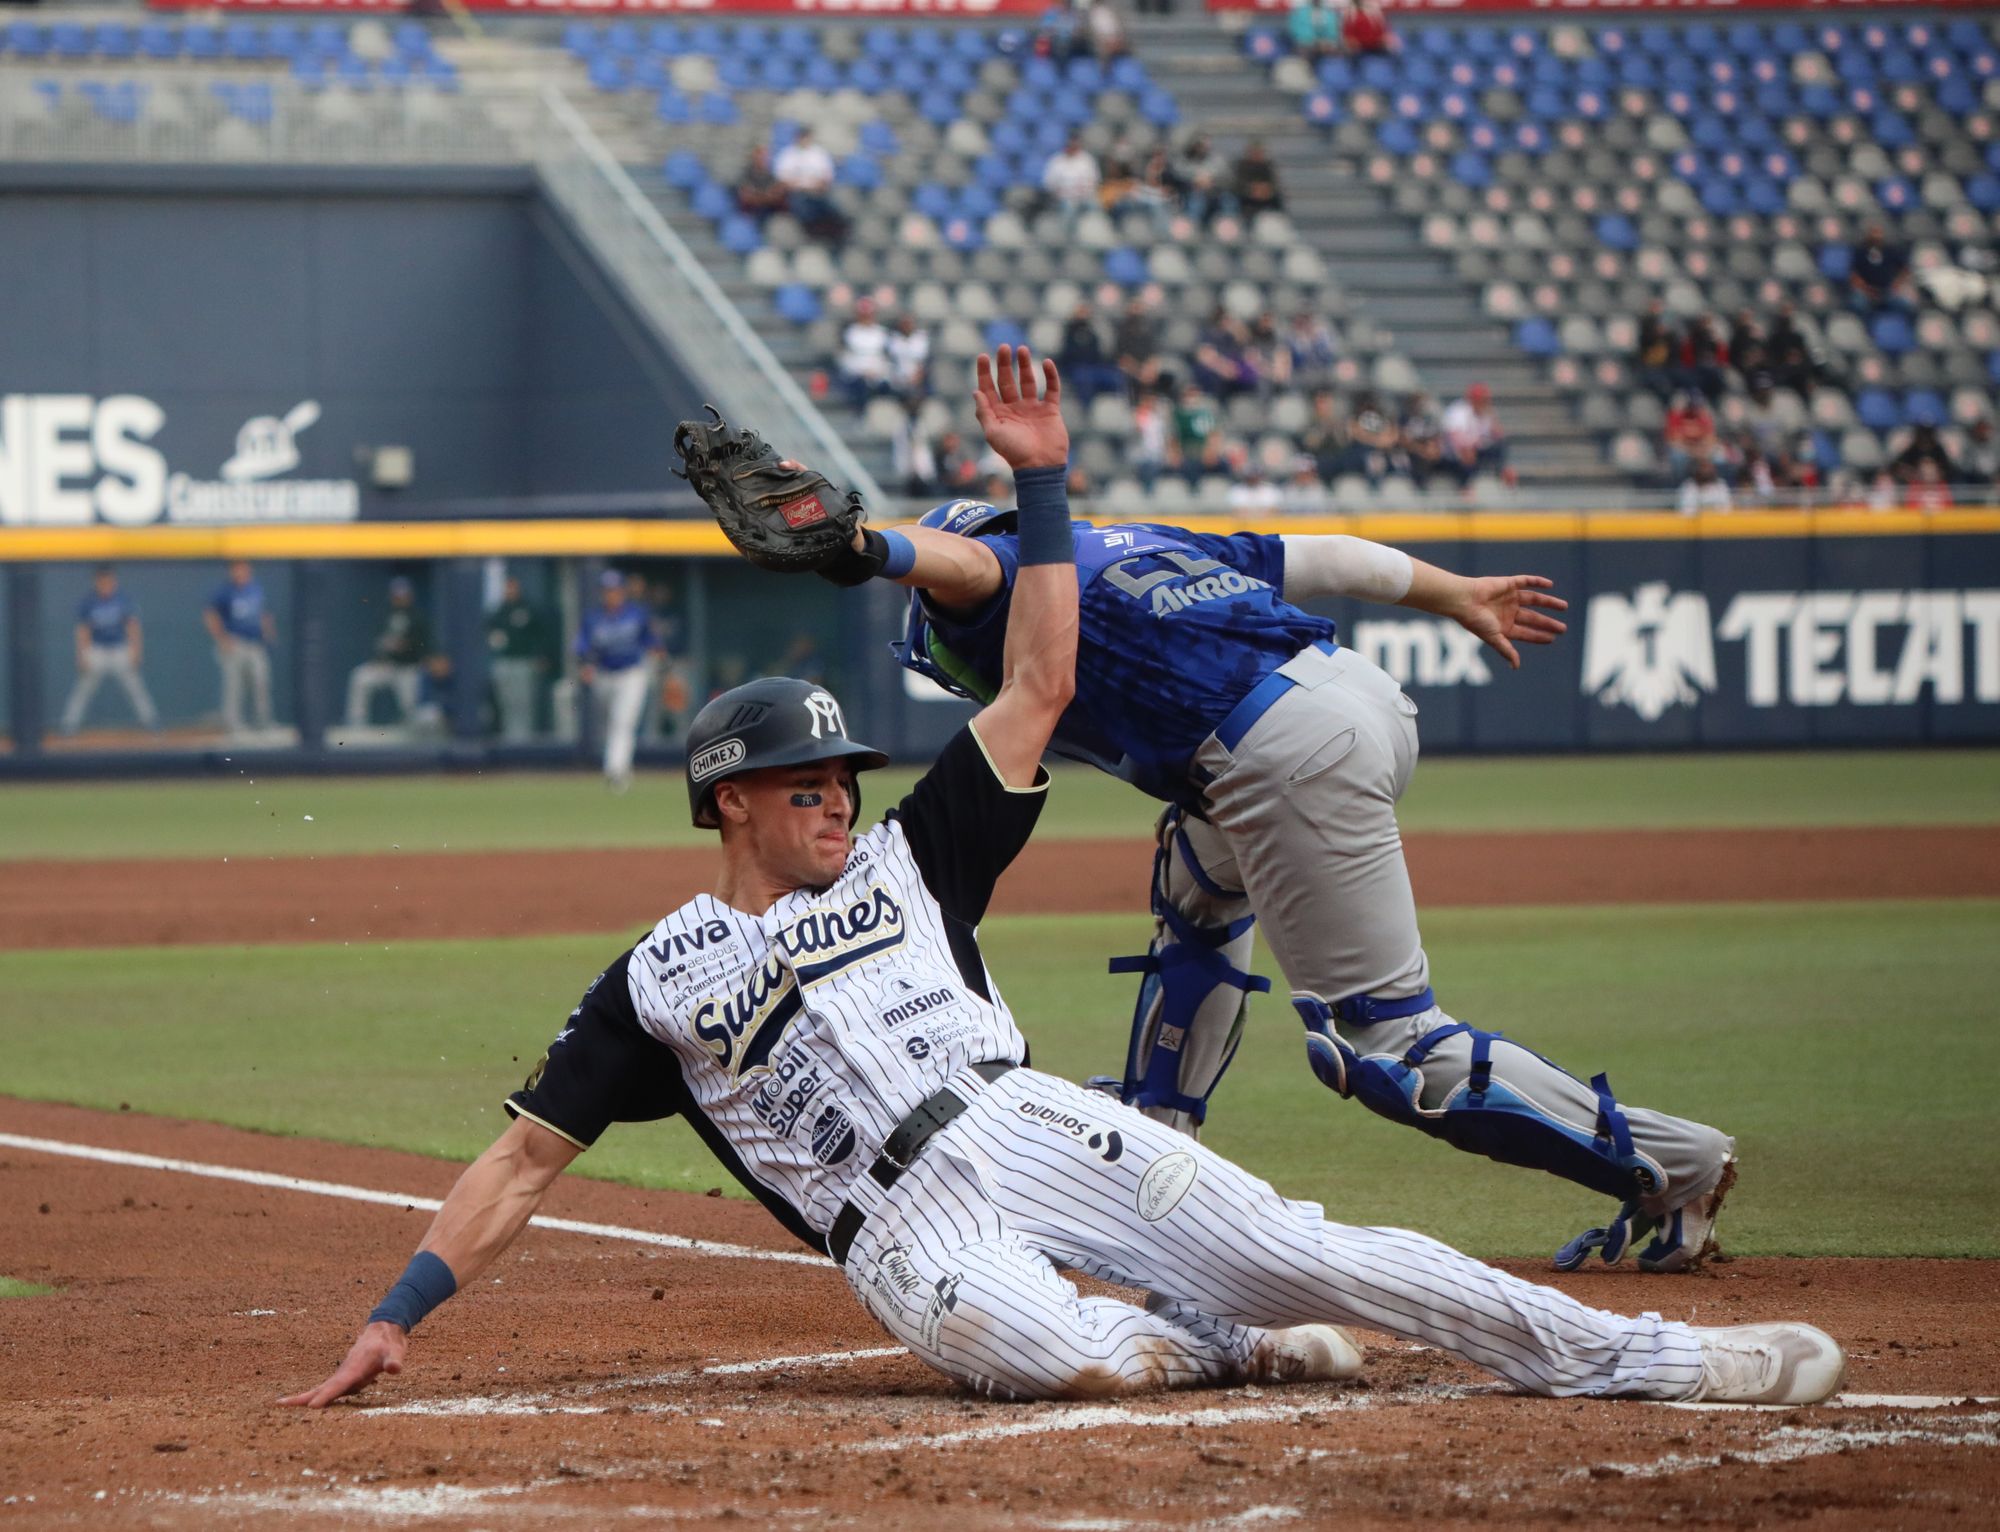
[1102,551,1230,600]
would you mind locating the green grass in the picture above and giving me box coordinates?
[2,749,1995,862]
[0,1278,57,1298]
[2,901,1994,1259]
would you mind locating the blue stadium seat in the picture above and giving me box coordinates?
[1595,214,1637,251]
[1573,88,1610,121]
[394,22,432,58]
[1854,390,1901,433]
[800,56,842,92]
[49,22,90,59]
[1697,177,1740,216]
[1737,117,1779,152]
[1905,390,1945,428]
[699,91,740,125]
[775,285,822,325]
[984,319,1029,350]
[1358,54,1399,90]
[858,118,899,157]
[1938,78,1980,115]
[1875,177,1917,214]
[1377,120,1419,155]
[182,24,222,60]
[1743,178,1786,216]
[292,58,327,91]
[1317,55,1354,90]
[1869,312,1915,355]
[1439,89,1476,120]
[889,56,930,93]
[1797,84,1841,119]
[337,56,374,92]
[605,23,640,55]
[1416,25,1456,58]
[729,23,770,56]
[563,22,598,59]
[263,24,303,60]
[1391,88,1433,121]
[1989,351,2000,388]
[1967,174,2000,214]
[1449,150,1492,189]
[306,22,346,59]
[1068,55,1104,92]
[1616,54,1659,89]
[1109,55,1148,91]
[648,23,687,56]
[655,88,692,125]
[952,28,991,63]
[918,91,961,127]
[1461,26,1502,59]
[1870,111,1914,149]
[956,184,999,221]
[862,23,903,61]
[1752,83,1796,118]
[991,118,1031,156]
[837,152,882,190]
[942,216,985,253]
[715,55,754,90]
[1305,92,1340,128]
[1661,55,1702,89]
[422,56,458,90]
[6,21,48,57]
[1818,244,1852,282]
[632,55,668,90]
[692,182,734,220]
[912,183,955,220]
[756,56,801,91]
[1139,88,1179,128]
[379,57,412,88]
[137,23,178,59]
[1771,22,1810,54]
[587,56,626,93]
[1103,245,1148,286]
[1515,318,1561,357]
[95,24,135,60]
[1878,49,1922,84]
[687,24,727,56]
[1512,120,1549,155]
[847,59,887,95]
[1244,27,1284,64]
[662,148,707,189]
[910,28,949,63]
[1725,22,1766,55]
[1528,54,1568,87]
[1022,54,1059,91]
[720,215,762,255]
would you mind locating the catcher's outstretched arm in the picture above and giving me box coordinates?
[849,523,1005,616]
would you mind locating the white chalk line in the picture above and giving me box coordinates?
[1572,1410,2000,1482]
[1667,1392,2000,1413]
[0,1131,827,1266]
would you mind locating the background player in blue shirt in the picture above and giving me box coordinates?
[575,568,665,791]
[59,564,159,735]
[810,501,1737,1278]
[203,560,277,737]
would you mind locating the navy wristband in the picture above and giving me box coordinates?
[368,1250,458,1332]
[1014,466,1073,566]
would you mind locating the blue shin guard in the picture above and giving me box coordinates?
[1106,816,1269,1128]
[1294,994,1665,1207]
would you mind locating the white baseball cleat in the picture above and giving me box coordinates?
[1685,1323,1847,1405]
[1257,1323,1366,1385]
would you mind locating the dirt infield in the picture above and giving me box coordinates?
[4,825,1998,949]
[0,1098,1995,1531]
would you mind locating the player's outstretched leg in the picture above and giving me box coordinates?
[1192,645,1736,1270]
[951,1071,1842,1406]
[843,1142,1361,1402]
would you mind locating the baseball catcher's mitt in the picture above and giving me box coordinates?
[674,406,863,575]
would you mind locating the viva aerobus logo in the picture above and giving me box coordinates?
[0,394,360,526]
[1583,581,2000,716]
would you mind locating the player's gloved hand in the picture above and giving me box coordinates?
[1442,575,1568,670]
[674,405,865,575]
[277,1319,409,1408]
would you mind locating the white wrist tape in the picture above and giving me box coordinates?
[1279,535,1415,604]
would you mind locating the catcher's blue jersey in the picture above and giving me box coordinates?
[902,521,1337,802]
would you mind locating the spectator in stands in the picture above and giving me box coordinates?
[1043,131,1102,234]
[1281,455,1331,514]
[1765,303,1820,398]
[1099,154,1141,218]
[1192,308,1257,400]
[1955,419,1999,490]
[1246,311,1291,396]
[1442,383,1512,488]
[1740,371,1789,457]
[1300,388,1349,482]
[1676,313,1728,403]
[1890,424,1956,485]
[836,297,895,410]
[1128,147,1179,234]
[1227,463,1282,518]
[735,145,788,224]
[1342,0,1394,56]
[1288,0,1342,61]
[1634,300,1676,401]
[1399,392,1445,490]
[1169,133,1233,226]
[1677,455,1732,515]
[1086,0,1129,60]
[1728,309,1769,380]
[774,127,846,247]
[1849,222,1914,314]
[1058,301,1128,406]
[1285,309,1340,393]
[892,397,939,497]
[1906,459,1954,511]
[1169,382,1225,486]
[1132,389,1171,492]
[1343,391,1403,486]
[1664,390,1718,483]
[1232,140,1285,219]
[1114,296,1166,396]
[346,576,438,730]
[887,311,931,400]
[1036,0,1085,62]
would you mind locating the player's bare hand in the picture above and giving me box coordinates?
[973,346,1067,471]
[279,1321,408,1408]
[1449,575,1568,669]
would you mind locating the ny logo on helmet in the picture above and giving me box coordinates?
[804,690,846,740]
[1581,582,1716,721]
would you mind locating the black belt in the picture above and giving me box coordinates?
[826,1060,1016,1267]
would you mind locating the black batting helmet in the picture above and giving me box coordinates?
[684,676,889,829]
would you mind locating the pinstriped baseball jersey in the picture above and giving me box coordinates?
[505,724,1046,1253]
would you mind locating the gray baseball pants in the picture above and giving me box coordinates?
[60,645,158,732]
[1183,643,1733,1220]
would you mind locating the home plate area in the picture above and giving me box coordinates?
[1,1103,1996,1530]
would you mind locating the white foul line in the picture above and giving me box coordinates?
[0,1132,828,1267]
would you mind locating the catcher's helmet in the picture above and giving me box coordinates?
[918,498,1017,538]
[684,677,889,830]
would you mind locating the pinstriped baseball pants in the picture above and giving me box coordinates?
[841,1067,1707,1403]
